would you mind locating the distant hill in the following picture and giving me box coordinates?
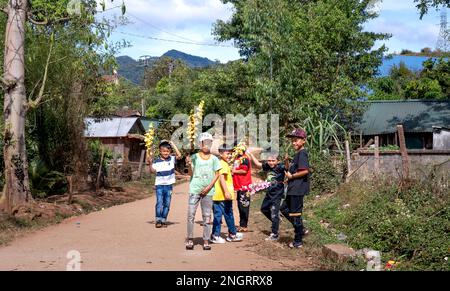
[116,50,218,85]
[162,49,217,68]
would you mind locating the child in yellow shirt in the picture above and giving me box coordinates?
[211,146,243,243]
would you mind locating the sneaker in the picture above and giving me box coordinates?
[185,240,194,250]
[265,233,279,241]
[155,221,163,228]
[226,232,243,242]
[289,241,303,249]
[211,235,226,244]
[203,243,211,251]
[162,222,168,228]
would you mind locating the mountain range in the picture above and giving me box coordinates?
[116,50,218,85]
[117,50,437,85]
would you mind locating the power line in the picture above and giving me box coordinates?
[116,31,233,48]
[126,12,199,43]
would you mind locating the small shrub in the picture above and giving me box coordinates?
[310,178,450,270]
[87,140,113,187]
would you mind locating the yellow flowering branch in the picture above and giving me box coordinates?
[187,100,205,151]
[144,123,155,157]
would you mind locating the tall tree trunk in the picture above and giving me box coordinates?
[2,0,32,214]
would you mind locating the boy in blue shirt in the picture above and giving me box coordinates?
[148,140,181,228]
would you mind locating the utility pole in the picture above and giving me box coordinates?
[138,55,152,117]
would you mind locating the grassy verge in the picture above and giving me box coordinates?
[304,178,450,271]
[249,175,449,271]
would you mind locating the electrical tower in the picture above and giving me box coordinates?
[436,8,450,52]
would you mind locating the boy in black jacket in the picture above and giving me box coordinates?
[248,152,286,241]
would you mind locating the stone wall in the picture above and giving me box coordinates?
[349,150,450,184]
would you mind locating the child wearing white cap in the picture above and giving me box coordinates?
[185,132,222,251]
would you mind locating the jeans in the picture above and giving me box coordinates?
[237,190,250,227]
[155,184,173,223]
[260,195,282,235]
[280,195,304,244]
[212,201,237,237]
[187,194,213,241]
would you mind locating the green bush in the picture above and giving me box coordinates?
[309,153,342,196]
[29,159,68,198]
[87,140,113,187]
[310,179,450,270]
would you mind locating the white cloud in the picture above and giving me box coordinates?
[378,0,417,12]
[99,0,234,28]
[97,0,239,62]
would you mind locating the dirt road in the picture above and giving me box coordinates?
[0,181,316,271]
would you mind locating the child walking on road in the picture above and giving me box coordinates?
[211,146,243,244]
[148,140,181,228]
[232,143,253,233]
[185,133,222,251]
[247,152,285,241]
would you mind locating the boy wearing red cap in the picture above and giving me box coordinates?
[282,128,310,249]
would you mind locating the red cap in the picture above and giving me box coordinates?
[286,128,307,139]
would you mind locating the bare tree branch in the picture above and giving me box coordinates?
[26,35,54,111]
[27,12,72,26]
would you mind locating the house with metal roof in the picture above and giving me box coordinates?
[84,117,146,163]
[357,100,450,150]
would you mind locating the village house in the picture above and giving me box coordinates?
[357,100,450,150]
[349,100,450,181]
[84,117,146,163]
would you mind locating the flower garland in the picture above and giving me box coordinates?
[187,100,205,150]
[241,181,272,195]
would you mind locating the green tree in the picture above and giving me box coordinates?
[0,0,125,213]
[145,60,200,119]
[369,59,449,100]
[415,0,450,19]
[214,0,389,128]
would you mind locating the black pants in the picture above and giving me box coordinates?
[260,195,282,235]
[280,195,304,243]
[237,190,250,228]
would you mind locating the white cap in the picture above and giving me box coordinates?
[199,132,213,142]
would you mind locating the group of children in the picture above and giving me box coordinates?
[148,128,310,251]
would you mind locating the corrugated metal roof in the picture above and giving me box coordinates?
[84,117,142,138]
[358,100,450,135]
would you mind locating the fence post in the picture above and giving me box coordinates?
[345,140,352,182]
[374,136,380,175]
[138,150,146,179]
[397,125,409,180]
[67,175,73,205]
[96,147,105,192]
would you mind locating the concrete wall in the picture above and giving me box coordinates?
[433,128,450,150]
[349,150,450,184]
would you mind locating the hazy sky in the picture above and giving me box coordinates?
[99,0,445,62]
